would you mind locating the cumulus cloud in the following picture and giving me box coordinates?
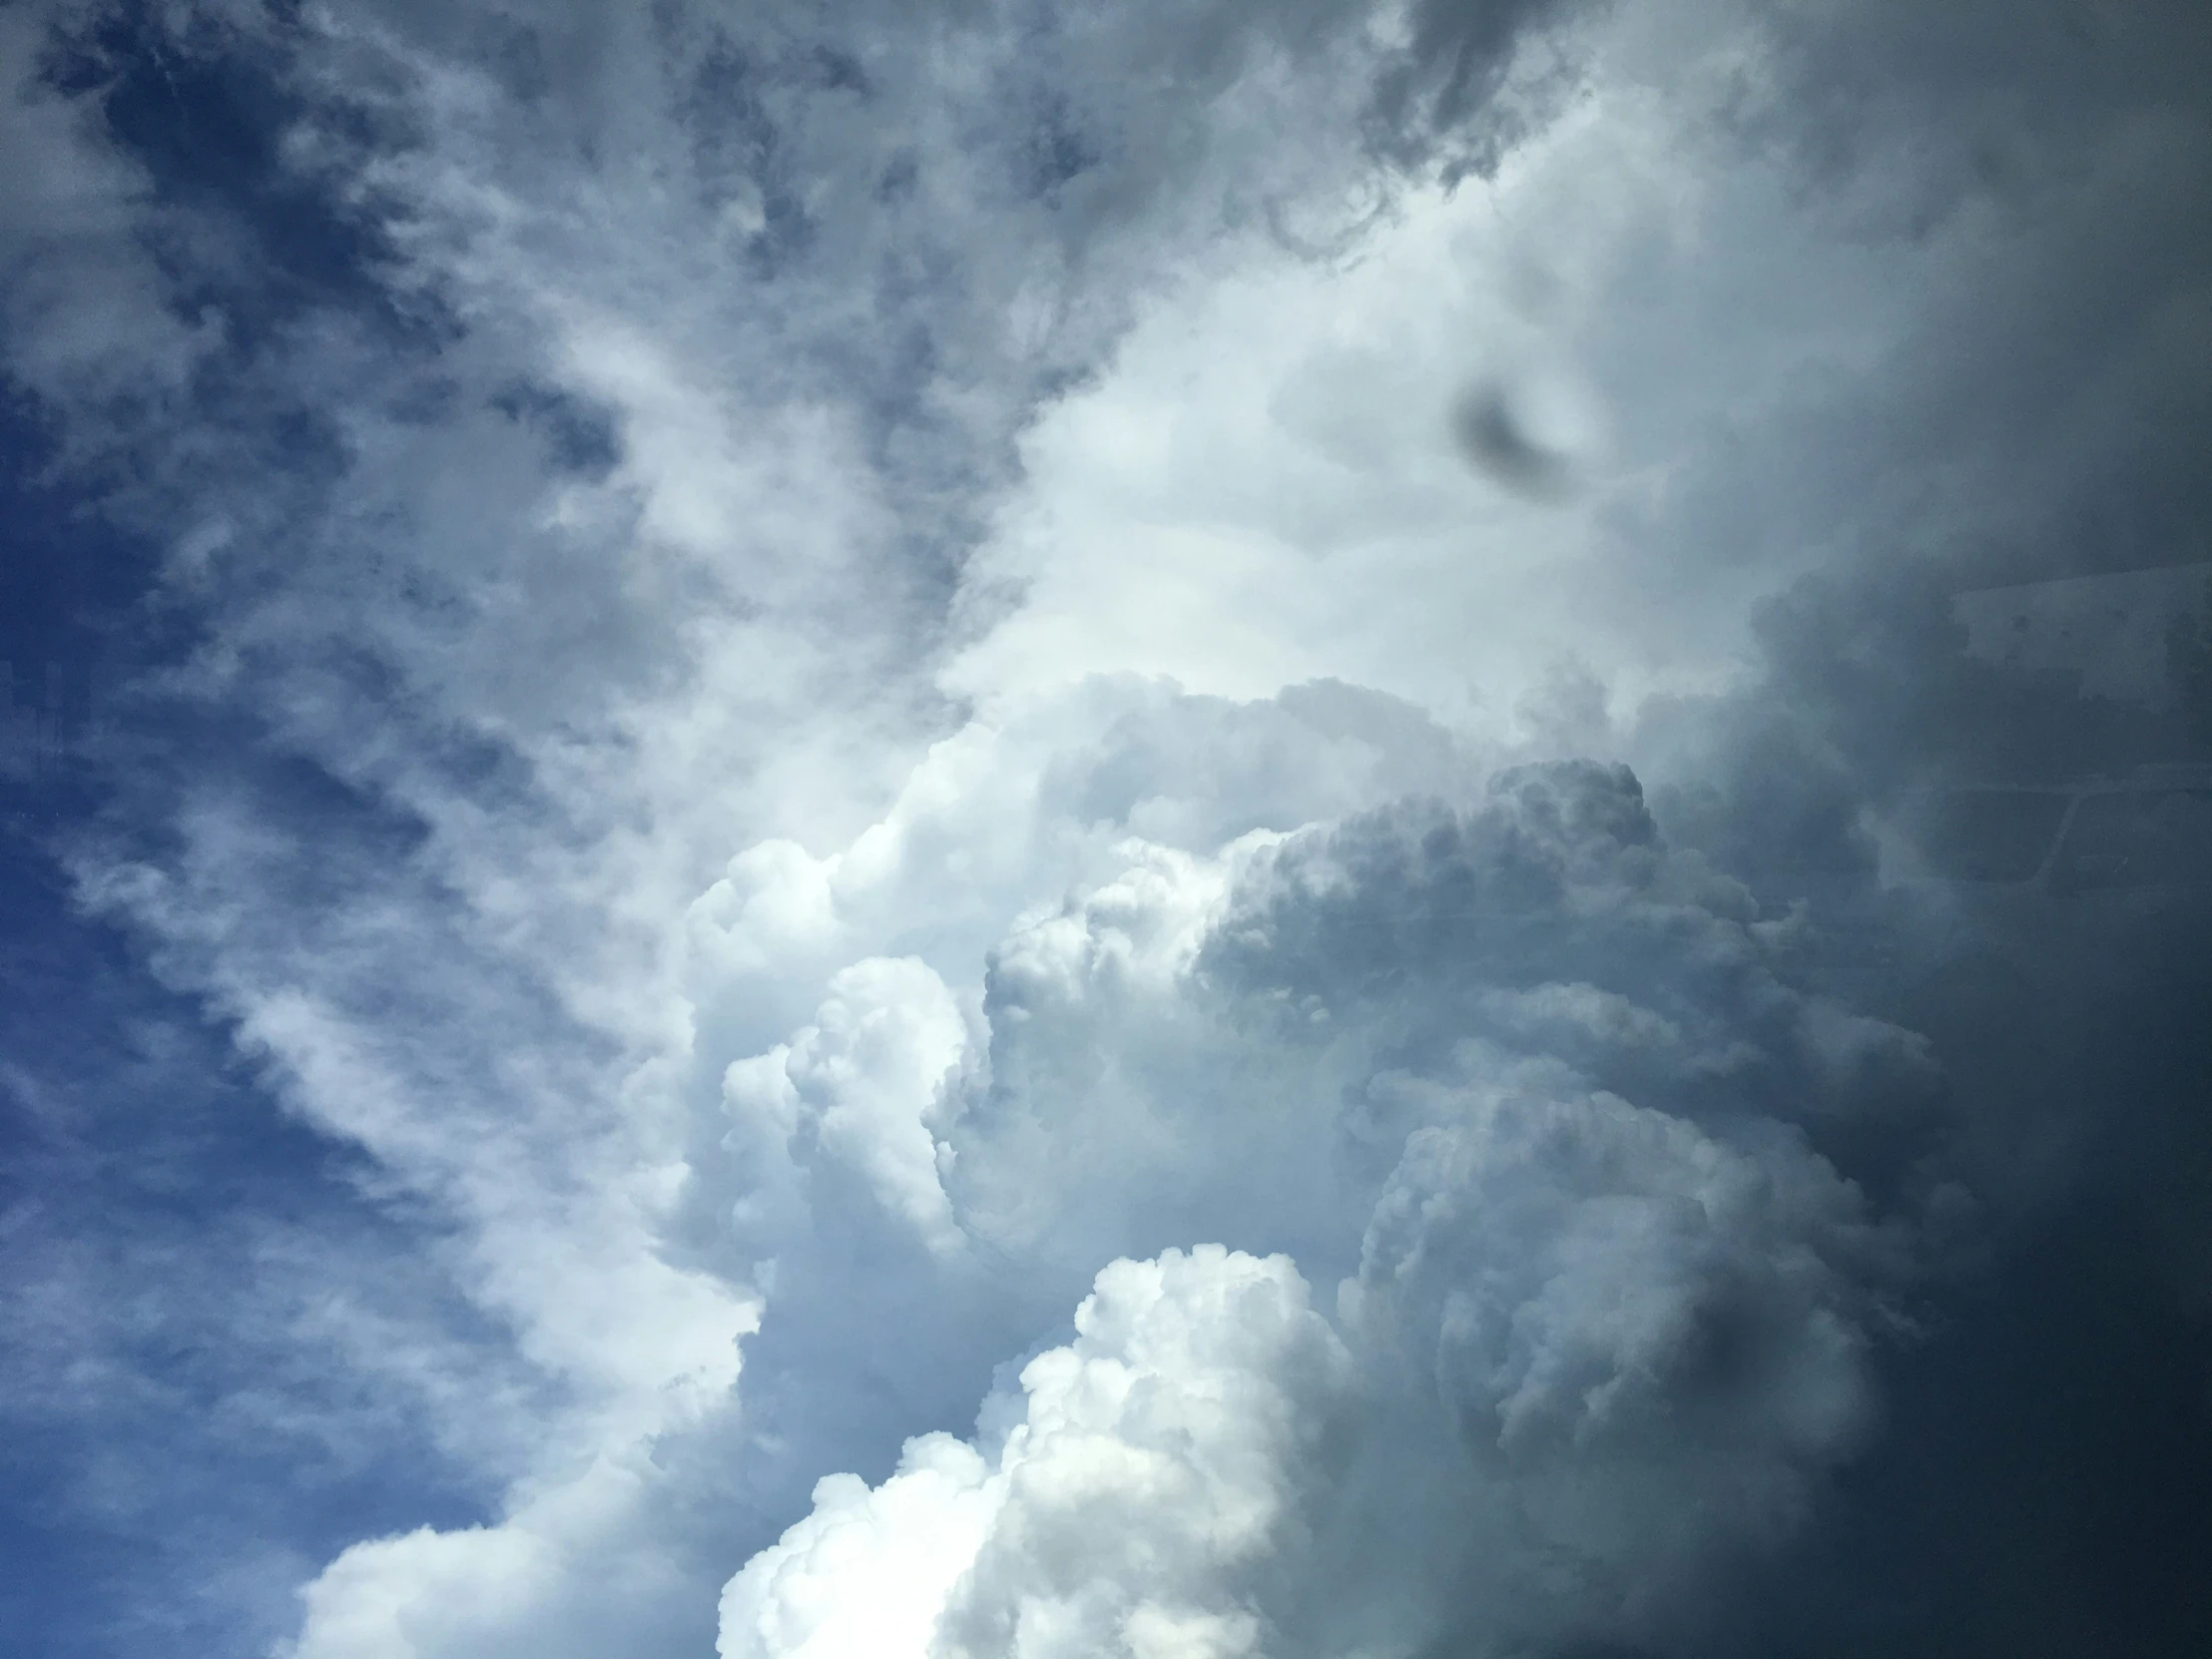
[724,956,968,1258]
[724,1082,1902,1659]
[932,758,1943,1309]
[700,757,1938,1656]
[1200,764,1940,1135]
[722,1246,1350,1659]
[1347,1088,1896,1600]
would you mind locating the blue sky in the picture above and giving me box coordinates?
[4,3,2212,1656]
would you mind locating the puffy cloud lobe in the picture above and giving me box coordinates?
[1203,762,1939,1126]
[717,1438,1001,1659]
[939,832,1380,1295]
[725,957,968,1259]
[720,1246,1350,1659]
[681,678,1484,1011]
[926,762,1936,1300]
[1345,1084,1900,1628]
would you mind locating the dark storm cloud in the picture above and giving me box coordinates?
[1730,0,2212,582]
[1655,615,2212,1651]
[1599,6,2212,1649]
[1365,0,1587,180]
[1200,763,1939,1134]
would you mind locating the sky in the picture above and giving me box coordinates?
[2,1,2211,1655]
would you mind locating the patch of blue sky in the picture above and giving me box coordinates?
[0,42,502,1649]
[0,669,502,1658]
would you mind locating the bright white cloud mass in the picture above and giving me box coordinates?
[3,1,2211,1656]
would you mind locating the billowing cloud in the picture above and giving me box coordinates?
[722,1246,1350,1659]
[1347,1086,1895,1608]
[725,1082,1901,1659]
[701,756,1935,1656]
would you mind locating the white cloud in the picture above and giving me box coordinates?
[721,1245,1350,1659]
[727,956,969,1258]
